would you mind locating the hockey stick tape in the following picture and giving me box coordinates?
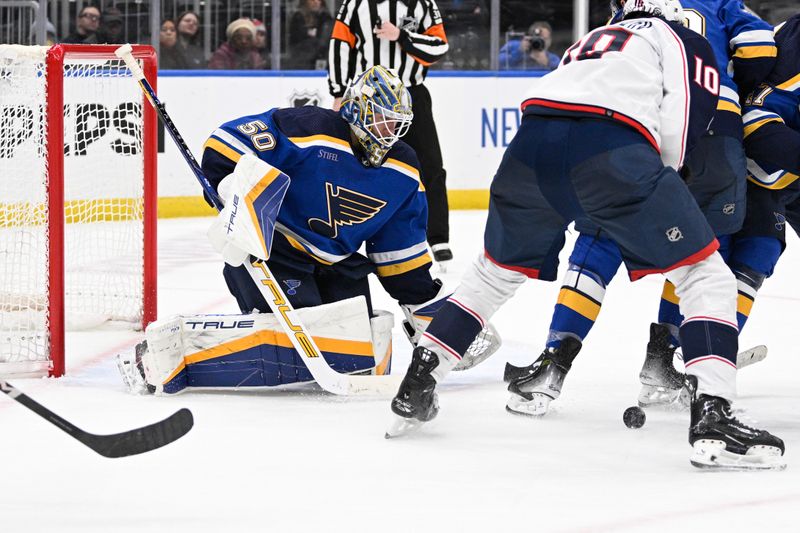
[114,44,145,81]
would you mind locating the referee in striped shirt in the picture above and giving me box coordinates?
[328,0,453,264]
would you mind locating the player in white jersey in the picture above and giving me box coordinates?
[387,0,785,470]
[503,0,777,414]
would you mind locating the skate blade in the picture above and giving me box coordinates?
[505,392,553,417]
[690,440,786,471]
[737,345,767,369]
[385,413,426,439]
[637,384,687,411]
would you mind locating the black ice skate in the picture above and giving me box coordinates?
[506,337,581,417]
[638,323,688,409]
[386,346,441,438]
[688,378,785,471]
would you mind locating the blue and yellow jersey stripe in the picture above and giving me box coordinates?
[164,329,375,385]
[375,249,432,277]
[742,109,784,138]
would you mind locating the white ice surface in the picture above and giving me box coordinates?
[3,212,800,533]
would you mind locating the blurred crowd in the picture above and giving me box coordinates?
[16,0,798,71]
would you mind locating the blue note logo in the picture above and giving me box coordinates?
[284,279,302,296]
[308,182,386,238]
[775,212,786,231]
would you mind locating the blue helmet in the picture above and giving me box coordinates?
[340,66,414,167]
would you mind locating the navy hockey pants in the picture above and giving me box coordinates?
[483,115,717,281]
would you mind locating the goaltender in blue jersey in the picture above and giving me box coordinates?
[116,67,500,395]
[202,108,431,294]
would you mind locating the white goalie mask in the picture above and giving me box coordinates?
[340,66,414,167]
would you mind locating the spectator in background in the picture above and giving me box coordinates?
[96,7,126,44]
[29,20,58,45]
[62,5,100,44]
[253,19,271,68]
[175,11,206,68]
[499,21,559,71]
[159,19,183,69]
[209,18,267,70]
[287,0,332,69]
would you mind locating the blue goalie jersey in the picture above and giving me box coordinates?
[741,14,800,189]
[680,0,776,136]
[200,106,431,278]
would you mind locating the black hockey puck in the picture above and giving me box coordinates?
[623,406,646,429]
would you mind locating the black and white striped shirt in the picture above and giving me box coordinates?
[327,0,449,97]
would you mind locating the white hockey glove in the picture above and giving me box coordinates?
[401,283,502,371]
[207,154,290,266]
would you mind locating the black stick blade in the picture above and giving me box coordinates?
[84,408,194,458]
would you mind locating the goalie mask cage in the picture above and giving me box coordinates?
[0,44,157,378]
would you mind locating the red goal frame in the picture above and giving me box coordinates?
[45,44,158,377]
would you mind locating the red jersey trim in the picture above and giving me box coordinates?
[629,239,719,281]
[484,250,540,279]
[521,98,660,153]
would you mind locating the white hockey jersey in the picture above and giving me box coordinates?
[522,16,720,171]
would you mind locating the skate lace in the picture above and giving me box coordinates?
[712,401,761,434]
[728,405,761,432]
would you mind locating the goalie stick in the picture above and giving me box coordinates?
[114,44,399,396]
[0,379,193,458]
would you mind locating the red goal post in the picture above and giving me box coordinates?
[0,44,158,378]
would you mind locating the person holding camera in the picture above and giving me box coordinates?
[499,21,559,71]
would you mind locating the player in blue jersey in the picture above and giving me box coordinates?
[200,67,434,316]
[118,67,498,394]
[388,0,785,470]
[503,0,778,413]
[729,14,800,336]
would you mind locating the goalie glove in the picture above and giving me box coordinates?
[207,154,290,266]
[401,282,502,371]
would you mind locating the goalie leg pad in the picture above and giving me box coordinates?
[129,297,390,394]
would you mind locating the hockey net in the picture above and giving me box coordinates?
[0,44,157,377]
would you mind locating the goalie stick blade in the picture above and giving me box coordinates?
[83,408,194,458]
[737,345,767,369]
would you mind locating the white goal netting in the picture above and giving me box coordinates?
[0,45,150,376]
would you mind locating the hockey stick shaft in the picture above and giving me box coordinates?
[115,45,397,395]
[0,379,193,458]
[114,45,221,210]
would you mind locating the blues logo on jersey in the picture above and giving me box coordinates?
[200,106,431,278]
